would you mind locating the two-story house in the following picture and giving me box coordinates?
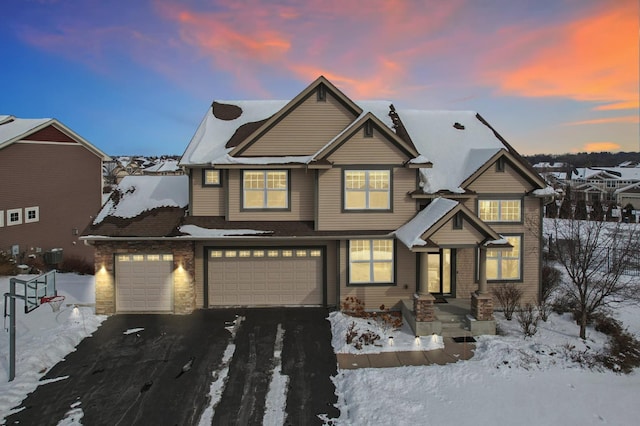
[1,115,110,264]
[83,77,547,333]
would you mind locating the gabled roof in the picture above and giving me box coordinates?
[228,76,362,157]
[399,110,545,193]
[393,197,504,250]
[313,111,419,161]
[615,182,640,194]
[0,115,111,160]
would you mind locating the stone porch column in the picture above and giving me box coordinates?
[471,246,494,321]
[413,293,436,322]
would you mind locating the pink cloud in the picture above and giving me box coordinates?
[481,1,639,111]
[563,116,640,126]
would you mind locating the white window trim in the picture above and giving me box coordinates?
[0,210,3,227]
[478,199,522,222]
[7,208,22,226]
[344,170,391,210]
[348,239,395,285]
[25,206,39,223]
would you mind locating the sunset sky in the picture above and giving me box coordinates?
[1,0,638,156]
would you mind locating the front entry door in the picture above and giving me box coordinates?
[426,249,453,295]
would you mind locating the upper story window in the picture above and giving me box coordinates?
[478,199,522,222]
[344,169,391,211]
[349,239,394,285]
[203,169,221,186]
[242,170,289,209]
[496,157,506,172]
[486,235,522,281]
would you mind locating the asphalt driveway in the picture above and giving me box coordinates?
[4,308,339,425]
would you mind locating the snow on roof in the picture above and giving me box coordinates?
[180,100,289,166]
[178,224,273,237]
[0,116,50,146]
[532,186,558,197]
[394,198,458,248]
[397,110,504,193]
[93,175,188,224]
[144,159,181,172]
[180,99,397,167]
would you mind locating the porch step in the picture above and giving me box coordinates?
[435,310,470,337]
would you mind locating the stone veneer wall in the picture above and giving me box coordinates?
[93,241,196,314]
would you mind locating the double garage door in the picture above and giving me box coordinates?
[115,254,174,312]
[207,247,323,306]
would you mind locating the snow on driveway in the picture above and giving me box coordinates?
[0,273,105,421]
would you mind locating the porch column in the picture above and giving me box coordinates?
[418,252,429,296]
[477,247,488,295]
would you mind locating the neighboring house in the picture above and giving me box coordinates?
[0,115,110,264]
[567,167,640,203]
[615,182,640,210]
[82,76,548,332]
[142,158,184,176]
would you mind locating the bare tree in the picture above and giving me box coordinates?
[549,219,639,339]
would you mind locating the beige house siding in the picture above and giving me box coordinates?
[455,196,541,304]
[190,168,225,216]
[195,240,337,308]
[226,168,314,221]
[454,247,477,299]
[241,92,356,156]
[620,194,640,210]
[338,240,416,310]
[430,219,488,246]
[326,130,409,164]
[316,167,417,231]
[467,163,535,194]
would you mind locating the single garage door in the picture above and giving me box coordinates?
[116,254,174,312]
[208,248,323,306]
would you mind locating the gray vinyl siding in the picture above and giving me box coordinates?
[316,167,417,231]
[191,169,225,216]
[241,92,356,156]
[227,168,314,221]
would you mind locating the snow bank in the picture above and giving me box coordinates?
[328,311,443,354]
[0,274,105,421]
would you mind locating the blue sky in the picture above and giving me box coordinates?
[1,0,638,156]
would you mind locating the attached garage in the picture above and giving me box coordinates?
[115,254,174,312]
[207,247,324,306]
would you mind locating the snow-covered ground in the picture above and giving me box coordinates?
[2,247,640,425]
[328,302,640,425]
[0,273,105,421]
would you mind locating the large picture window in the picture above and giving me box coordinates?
[479,199,522,222]
[344,170,390,210]
[486,235,521,280]
[243,170,288,209]
[349,239,394,284]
